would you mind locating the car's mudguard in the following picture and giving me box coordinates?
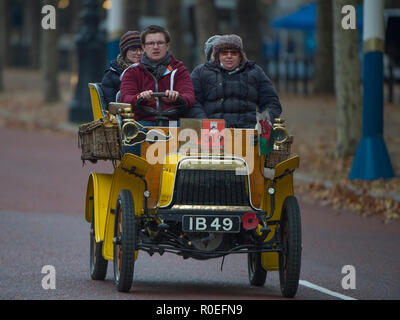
[261,156,300,271]
[85,173,113,243]
[102,153,150,260]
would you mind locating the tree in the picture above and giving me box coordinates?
[124,0,141,31]
[237,0,262,66]
[314,0,334,94]
[163,0,188,64]
[333,0,362,157]
[0,0,6,91]
[194,0,218,63]
[23,0,41,69]
[41,0,60,103]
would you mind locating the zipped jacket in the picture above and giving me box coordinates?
[186,60,282,128]
[100,60,123,107]
[120,54,195,122]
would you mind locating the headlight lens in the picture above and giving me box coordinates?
[122,122,139,140]
[274,127,288,144]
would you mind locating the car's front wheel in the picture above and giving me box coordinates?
[113,190,137,292]
[278,196,302,298]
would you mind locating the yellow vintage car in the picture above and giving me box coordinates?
[81,83,301,297]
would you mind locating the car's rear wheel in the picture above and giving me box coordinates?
[248,252,267,286]
[113,190,136,292]
[90,202,108,280]
[279,196,302,298]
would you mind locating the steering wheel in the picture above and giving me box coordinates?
[135,92,187,126]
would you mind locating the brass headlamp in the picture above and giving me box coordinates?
[121,121,139,141]
[273,118,288,150]
[108,102,146,144]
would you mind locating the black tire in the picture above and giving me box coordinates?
[90,202,108,280]
[279,196,302,298]
[248,252,267,286]
[113,190,137,292]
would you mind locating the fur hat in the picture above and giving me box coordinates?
[212,34,247,65]
[204,35,221,61]
[213,34,243,51]
[119,31,141,56]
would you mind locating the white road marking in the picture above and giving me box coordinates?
[299,280,357,300]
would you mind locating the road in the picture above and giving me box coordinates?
[0,125,399,300]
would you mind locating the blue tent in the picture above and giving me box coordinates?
[272,2,316,30]
[272,2,363,31]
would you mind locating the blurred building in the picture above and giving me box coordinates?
[4,0,104,71]
[4,0,280,71]
[3,0,399,99]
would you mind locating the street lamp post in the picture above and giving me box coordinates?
[69,0,106,123]
[349,0,395,180]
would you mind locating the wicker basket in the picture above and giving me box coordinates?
[264,136,293,168]
[78,118,121,161]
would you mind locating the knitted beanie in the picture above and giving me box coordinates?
[204,35,221,61]
[119,31,141,56]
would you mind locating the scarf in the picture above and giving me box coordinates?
[141,52,172,80]
[220,63,241,75]
[117,54,134,71]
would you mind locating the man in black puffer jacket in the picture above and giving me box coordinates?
[101,31,142,106]
[187,34,282,128]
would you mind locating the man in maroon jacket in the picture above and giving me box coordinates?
[120,25,195,125]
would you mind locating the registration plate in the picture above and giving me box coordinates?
[182,215,240,233]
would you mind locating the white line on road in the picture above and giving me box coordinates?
[299,280,357,300]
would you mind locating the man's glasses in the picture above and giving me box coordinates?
[144,41,167,47]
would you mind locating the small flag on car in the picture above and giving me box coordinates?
[256,110,274,156]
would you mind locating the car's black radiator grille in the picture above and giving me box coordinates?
[173,169,248,206]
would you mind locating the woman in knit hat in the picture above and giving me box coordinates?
[101,31,142,106]
[188,34,282,128]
